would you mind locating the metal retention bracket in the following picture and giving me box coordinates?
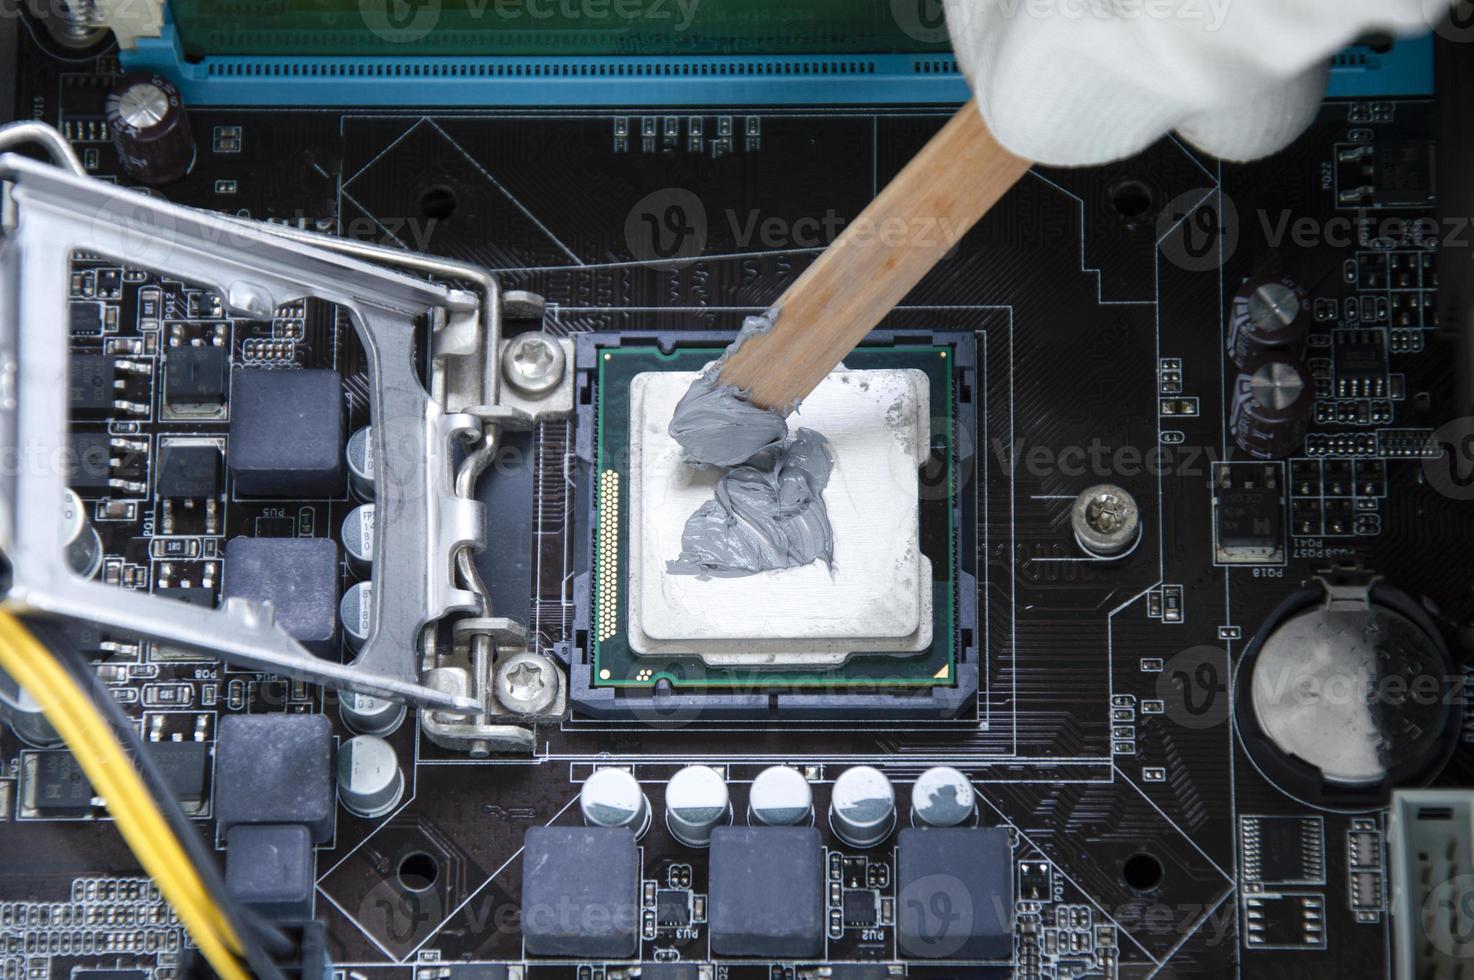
[0,152,484,712]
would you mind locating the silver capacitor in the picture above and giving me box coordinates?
[580,767,651,838]
[748,765,814,826]
[0,671,62,748]
[340,581,373,653]
[339,689,405,737]
[341,504,375,577]
[346,426,375,500]
[911,766,977,828]
[62,489,103,579]
[829,766,896,848]
[336,734,404,818]
[664,765,731,847]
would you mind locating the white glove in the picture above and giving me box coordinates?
[943,0,1442,166]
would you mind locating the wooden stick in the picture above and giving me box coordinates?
[718,99,1031,409]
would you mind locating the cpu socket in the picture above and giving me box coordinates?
[568,331,979,720]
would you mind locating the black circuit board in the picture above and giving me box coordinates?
[4,32,1474,980]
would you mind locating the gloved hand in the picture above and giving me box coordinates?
[944,0,1442,166]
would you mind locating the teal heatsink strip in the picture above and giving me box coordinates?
[120,26,1433,107]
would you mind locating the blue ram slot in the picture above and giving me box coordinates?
[1327,33,1433,99]
[124,27,970,107]
[122,27,1431,107]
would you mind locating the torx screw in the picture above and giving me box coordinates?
[494,651,559,715]
[502,333,565,394]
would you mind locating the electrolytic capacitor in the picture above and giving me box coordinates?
[105,71,195,186]
[580,767,651,838]
[339,689,405,737]
[748,765,814,826]
[341,504,375,577]
[0,671,62,748]
[1227,274,1311,368]
[829,766,896,848]
[339,581,372,653]
[1230,354,1314,459]
[910,766,977,828]
[346,427,375,500]
[664,765,731,847]
[336,734,404,818]
[62,488,103,579]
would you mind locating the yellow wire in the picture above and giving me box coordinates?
[0,614,220,915]
[0,615,240,959]
[0,614,242,970]
[0,611,250,980]
[0,616,229,926]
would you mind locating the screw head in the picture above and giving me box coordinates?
[493,651,559,714]
[1085,491,1129,534]
[501,333,565,395]
[1072,483,1140,557]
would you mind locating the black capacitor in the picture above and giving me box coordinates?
[1230,353,1313,459]
[105,71,195,186]
[1227,273,1311,367]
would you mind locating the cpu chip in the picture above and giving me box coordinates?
[628,367,932,666]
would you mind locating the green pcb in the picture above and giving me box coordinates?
[169,1,949,58]
[592,343,957,691]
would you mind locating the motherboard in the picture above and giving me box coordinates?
[2,9,1473,980]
